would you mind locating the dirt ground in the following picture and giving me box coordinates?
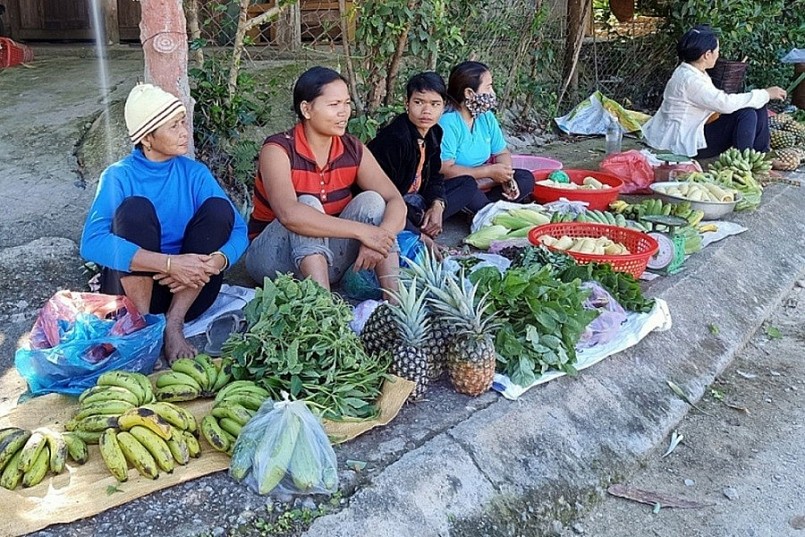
[560,280,805,537]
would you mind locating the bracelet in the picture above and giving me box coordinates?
[165,255,171,274]
[211,250,229,270]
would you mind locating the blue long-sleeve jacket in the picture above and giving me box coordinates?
[81,148,248,272]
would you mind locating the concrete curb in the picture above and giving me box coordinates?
[303,182,805,536]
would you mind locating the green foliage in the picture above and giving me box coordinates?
[348,104,402,143]
[667,0,805,89]
[189,54,272,189]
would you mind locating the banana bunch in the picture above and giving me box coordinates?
[709,147,772,177]
[99,405,201,482]
[575,209,630,228]
[610,199,704,229]
[0,427,88,490]
[66,371,156,444]
[155,355,233,402]
[201,381,269,455]
[549,211,575,223]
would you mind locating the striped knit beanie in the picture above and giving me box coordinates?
[124,84,186,144]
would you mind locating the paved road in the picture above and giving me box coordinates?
[560,281,805,537]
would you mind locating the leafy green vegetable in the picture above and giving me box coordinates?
[222,275,389,420]
[557,263,654,313]
[469,265,598,387]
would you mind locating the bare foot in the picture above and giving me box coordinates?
[420,234,445,261]
[163,321,197,364]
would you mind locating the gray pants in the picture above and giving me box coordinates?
[245,191,388,285]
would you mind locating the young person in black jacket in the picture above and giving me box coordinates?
[368,72,477,252]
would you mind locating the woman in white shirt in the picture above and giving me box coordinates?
[642,25,786,158]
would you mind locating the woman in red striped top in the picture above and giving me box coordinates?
[245,67,406,298]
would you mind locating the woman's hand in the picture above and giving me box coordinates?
[353,244,386,271]
[488,162,515,184]
[358,223,396,256]
[765,87,787,101]
[421,204,444,237]
[154,253,212,292]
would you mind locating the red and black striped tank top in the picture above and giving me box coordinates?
[248,123,363,240]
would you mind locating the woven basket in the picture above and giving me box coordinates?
[707,58,748,94]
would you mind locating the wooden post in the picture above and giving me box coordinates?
[101,0,120,45]
[139,0,195,157]
[276,1,301,51]
[563,0,583,98]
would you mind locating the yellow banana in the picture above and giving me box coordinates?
[128,426,175,473]
[194,354,218,392]
[43,429,68,474]
[74,400,135,421]
[155,383,201,403]
[74,414,120,433]
[19,430,48,473]
[166,433,190,465]
[141,402,189,431]
[0,449,24,490]
[118,407,174,441]
[201,415,230,453]
[0,429,31,470]
[79,385,141,407]
[174,405,198,434]
[97,371,147,405]
[22,444,50,487]
[99,428,129,482]
[155,371,202,392]
[63,432,89,464]
[116,431,159,480]
[182,431,201,458]
[171,358,210,392]
[211,403,254,426]
[211,358,233,393]
[697,223,718,233]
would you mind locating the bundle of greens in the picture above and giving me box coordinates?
[469,265,598,387]
[222,275,389,420]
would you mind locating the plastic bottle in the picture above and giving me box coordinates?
[605,121,622,155]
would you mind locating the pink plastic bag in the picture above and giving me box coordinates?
[599,150,655,194]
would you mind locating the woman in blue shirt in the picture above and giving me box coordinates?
[439,61,532,212]
[81,84,248,363]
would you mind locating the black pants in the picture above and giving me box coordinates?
[698,106,770,159]
[100,196,234,322]
[443,168,533,215]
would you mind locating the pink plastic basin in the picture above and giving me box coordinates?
[510,154,563,172]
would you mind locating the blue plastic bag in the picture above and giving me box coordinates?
[397,230,424,268]
[15,305,165,397]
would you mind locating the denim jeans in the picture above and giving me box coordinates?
[245,191,389,285]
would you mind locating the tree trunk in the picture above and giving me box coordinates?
[140,0,194,157]
[229,1,286,105]
[338,0,363,114]
[558,0,590,111]
[383,0,419,107]
[185,0,204,66]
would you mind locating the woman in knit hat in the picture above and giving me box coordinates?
[80,83,248,364]
[245,67,406,298]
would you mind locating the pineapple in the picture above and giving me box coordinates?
[770,128,798,150]
[385,278,431,400]
[771,148,804,171]
[401,248,454,381]
[360,301,396,356]
[427,271,499,397]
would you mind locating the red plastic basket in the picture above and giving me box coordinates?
[528,222,659,278]
[0,38,34,68]
[531,169,623,211]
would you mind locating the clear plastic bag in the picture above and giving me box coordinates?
[14,291,165,396]
[230,397,338,497]
[576,282,627,348]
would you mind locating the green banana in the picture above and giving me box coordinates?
[211,358,233,393]
[218,417,243,438]
[211,403,254,426]
[118,407,173,441]
[22,444,50,488]
[219,393,266,412]
[116,431,159,479]
[74,414,120,433]
[97,371,147,405]
[155,370,202,391]
[171,358,210,392]
[141,402,189,431]
[155,383,201,403]
[214,380,264,403]
[0,429,31,471]
[66,430,102,445]
[201,415,230,453]
[63,432,89,464]
[194,354,218,392]
[183,431,202,458]
[0,427,25,443]
[259,413,300,494]
[128,425,175,473]
[99,428,129,482]
[174,405,198,434]
[79,385,141,407]
[166,433,190,465]
[0,449,24,490]
[19,430,48,473]
[43,429,68,474]
[74,400,135,421]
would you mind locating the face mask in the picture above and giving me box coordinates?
[465,91,498,118]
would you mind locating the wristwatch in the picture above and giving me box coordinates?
[431,199,446,210]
